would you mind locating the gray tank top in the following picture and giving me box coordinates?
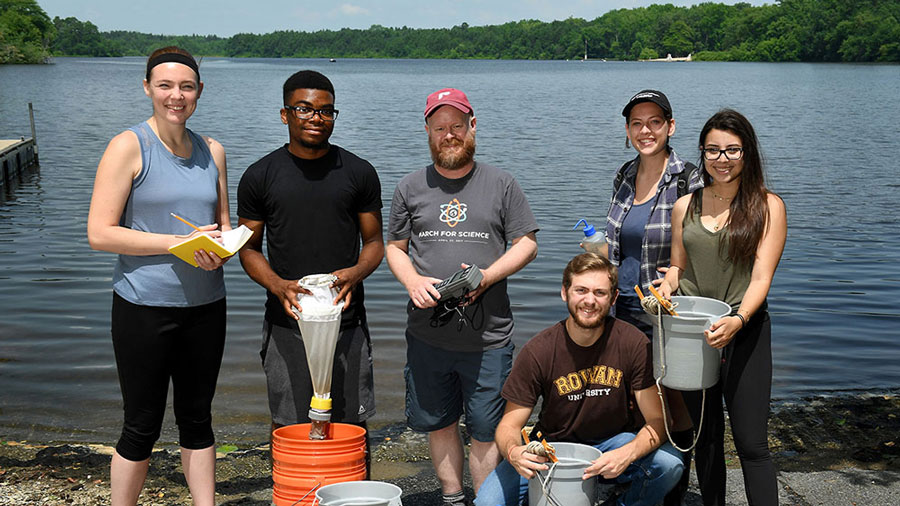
[112,122,225,307]
[678,192,751,311]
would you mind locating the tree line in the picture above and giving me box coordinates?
[3,0,899,64]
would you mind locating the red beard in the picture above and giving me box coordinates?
[430,131,476,170]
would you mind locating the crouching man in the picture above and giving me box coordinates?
[475,253,683,506]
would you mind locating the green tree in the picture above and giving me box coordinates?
[630,40,644,58]
[639,47,659,60]
[0,0,55,63]
[661,20,695,56]
[835,7,900,62]
[52,16,121,56]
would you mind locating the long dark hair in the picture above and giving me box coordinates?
[692,109,770,266]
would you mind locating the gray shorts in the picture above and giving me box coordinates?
[261,319,375,425]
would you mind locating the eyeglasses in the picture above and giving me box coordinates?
[702,147,744,160]
[283,105,339,121]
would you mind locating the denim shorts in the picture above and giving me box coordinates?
[404,332,513,441]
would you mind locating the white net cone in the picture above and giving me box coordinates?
[296,274,344,401]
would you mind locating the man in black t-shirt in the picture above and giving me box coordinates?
[474,254,682,506]
[236,71,383,441]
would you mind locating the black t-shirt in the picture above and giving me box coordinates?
[501,318,654,443]
[237,144,382,329]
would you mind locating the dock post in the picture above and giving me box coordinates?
[28,102,38,163]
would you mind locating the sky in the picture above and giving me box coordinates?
[37,0,766,37]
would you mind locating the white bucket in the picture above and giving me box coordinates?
[528,442,602,506]
[314,481,402,506]
[651,296,731,391]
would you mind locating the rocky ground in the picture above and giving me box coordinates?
[0,391,897,505]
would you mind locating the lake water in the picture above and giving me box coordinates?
[1,58,898,446]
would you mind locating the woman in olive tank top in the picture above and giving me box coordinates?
[660,109,787,506]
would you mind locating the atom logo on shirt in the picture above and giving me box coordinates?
[439,198,468,228]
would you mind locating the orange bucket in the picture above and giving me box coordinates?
[271,423,368,506]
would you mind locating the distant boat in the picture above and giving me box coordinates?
[329,58,336,62]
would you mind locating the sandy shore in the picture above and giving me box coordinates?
[1,391,896,505]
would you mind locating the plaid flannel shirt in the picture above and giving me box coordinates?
[605,149,704,293]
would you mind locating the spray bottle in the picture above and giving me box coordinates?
[573,219,606,255]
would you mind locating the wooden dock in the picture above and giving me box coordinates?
[1,102,39,184]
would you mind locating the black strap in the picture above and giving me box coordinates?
[612,160,632,195]
[614,158,698,203]
[676,161,699,198]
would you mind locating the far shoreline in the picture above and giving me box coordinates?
[29,56,900,64]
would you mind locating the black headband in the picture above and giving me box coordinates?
[145,53,200,82]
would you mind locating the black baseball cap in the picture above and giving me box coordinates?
[622,89,672,119]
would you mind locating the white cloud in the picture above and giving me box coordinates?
[340,4,370,16]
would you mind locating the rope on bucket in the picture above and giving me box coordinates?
[640,294,706,454]
[521,431,565,506]
[533,462,563,506]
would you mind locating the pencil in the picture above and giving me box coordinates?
[170,213,201,231]
[634,284,646,300]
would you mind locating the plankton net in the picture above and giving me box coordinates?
[294,274,344,439]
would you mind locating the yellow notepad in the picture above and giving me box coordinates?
[168,225,253,268]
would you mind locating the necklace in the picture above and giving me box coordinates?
[712,192,733,201]
[707,191,731,231]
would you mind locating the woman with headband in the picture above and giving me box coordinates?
[87,46,231,505]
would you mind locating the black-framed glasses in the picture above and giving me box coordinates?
[283,105,339,121]
[702,146,744,160]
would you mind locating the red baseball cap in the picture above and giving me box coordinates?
[424,88,473,118]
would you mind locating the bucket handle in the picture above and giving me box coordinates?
[298,481,321,506]
[655,377,706,454]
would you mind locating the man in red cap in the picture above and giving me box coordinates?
[386,88,539,506]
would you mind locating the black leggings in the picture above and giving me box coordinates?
[682,310,778,506]
[111,293,226,461]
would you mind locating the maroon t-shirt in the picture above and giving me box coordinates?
[502,318,654,443]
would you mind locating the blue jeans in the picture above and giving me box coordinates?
[475,433,683,506]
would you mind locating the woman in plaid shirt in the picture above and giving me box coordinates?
[603,89,703,506]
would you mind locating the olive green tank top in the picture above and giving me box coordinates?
[678,191,752,312]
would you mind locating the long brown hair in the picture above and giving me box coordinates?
[692,109,770,266]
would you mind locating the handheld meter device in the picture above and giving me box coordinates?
[433,264,483,300]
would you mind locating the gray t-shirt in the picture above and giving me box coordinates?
[388,162,539,351]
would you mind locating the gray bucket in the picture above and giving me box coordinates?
[651,296,731,391]
[527,442,603,506]
[314,480,402,506]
